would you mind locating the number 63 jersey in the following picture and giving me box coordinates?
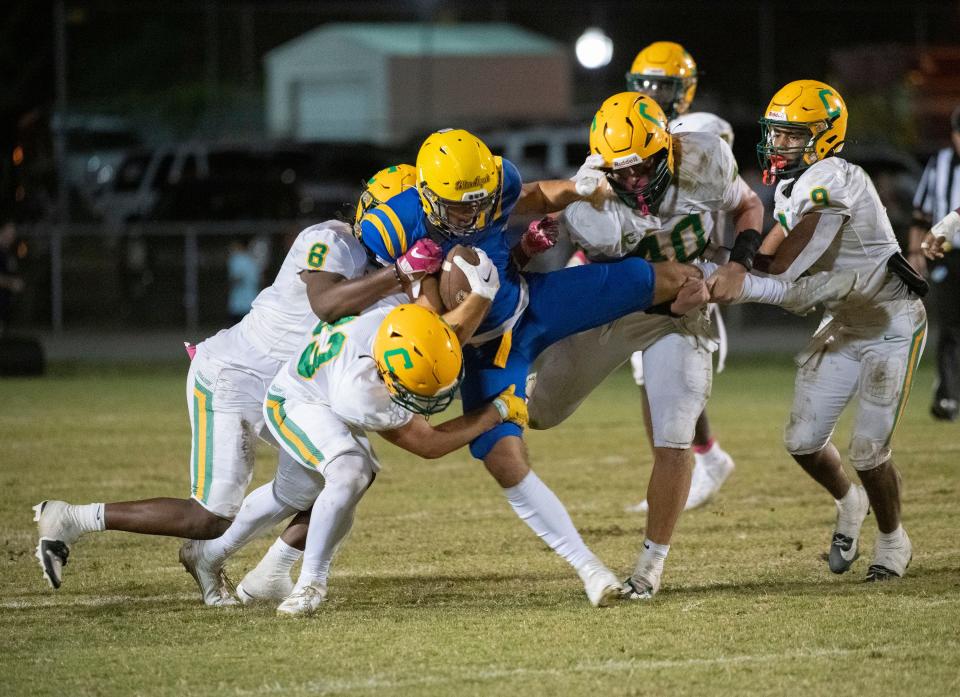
[562,131,744,263]
[264,303,412,472]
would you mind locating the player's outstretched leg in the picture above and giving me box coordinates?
[32,496,231,590]
[700,262,858,315]
[33,500,101,589]
[484,437,622,607]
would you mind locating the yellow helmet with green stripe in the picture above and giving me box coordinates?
[589,92,674,214]
[354,164,416,237]
[758,79,847,183]
[373,304,463,415]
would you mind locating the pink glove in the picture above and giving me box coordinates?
[520,217,559,258]
[395,238,443,283]
[183,342,197,360]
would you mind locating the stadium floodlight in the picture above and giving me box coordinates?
[575,27,613,69]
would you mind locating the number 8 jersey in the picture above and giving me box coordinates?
[563,131,744,262]
[238,221,370,361]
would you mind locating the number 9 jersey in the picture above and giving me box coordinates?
[563,131,744,262]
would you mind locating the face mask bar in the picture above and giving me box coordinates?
[382,365,465,415]
[757,120,824,184]
[422,185,498,238]
[605,150,672,215]
[624,75,687,119]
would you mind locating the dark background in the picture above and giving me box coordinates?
[0,0,958,331]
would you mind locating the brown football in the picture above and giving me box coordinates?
[439,244,480,310]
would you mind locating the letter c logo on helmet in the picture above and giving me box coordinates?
[416,129,503,238]
[757,79,847,184]
[373,304,464,416]
[589,92,675,214]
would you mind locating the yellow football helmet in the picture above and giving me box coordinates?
[416,129,502,238]
[625,41,698,120]
[372,304,464,415]
[354,164,416,236]
[589,92,674,214]
[757,79,847,183]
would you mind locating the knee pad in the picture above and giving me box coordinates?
[783,399,833,455]
[321,451,376,500]
[849,435,892,471]
[273,452,325,511]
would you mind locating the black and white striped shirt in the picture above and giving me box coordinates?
[914,146,960,226]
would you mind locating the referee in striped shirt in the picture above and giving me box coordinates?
[909,105,960,421]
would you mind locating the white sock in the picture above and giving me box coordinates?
[700,261,787,305]
[74,503,106,533]
[877,525,905,546]
[297,453,372,589]
[503,470,594,572]
[641,538,670,561]
[633,538,669,580]
[203,482,295,567]
[253,538,302,579]
[835,483,860,507]
[736,274,787,305]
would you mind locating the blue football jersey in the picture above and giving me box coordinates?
[359,159,524,336]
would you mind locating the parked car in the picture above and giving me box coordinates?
[96,143,348,225]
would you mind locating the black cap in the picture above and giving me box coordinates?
[952,105,960,133]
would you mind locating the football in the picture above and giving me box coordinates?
[439,244,480,310]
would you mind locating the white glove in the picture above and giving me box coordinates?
[454,247,500,301]
[572,154,607,197]
[930,209,960,245]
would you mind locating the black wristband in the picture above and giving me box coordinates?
[729,229,763,271]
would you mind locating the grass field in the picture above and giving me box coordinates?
[1,357,959,696]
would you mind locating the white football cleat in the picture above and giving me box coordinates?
[866,527,912,581]
[625,446,735,514]
[34,500,85,589]
[828,484,870,574]
[623,550,664,600]
[780,269,858,316]
[178,540,238,606]
[276,583,328,616]
[236,565,295,605]
[577,558,622,608]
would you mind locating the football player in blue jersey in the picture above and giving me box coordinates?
[352,127,708,606]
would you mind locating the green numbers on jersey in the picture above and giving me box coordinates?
[307,243,329,269]
[810,187,830,207]
[634,213,707,262]
[296,316,356,379]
